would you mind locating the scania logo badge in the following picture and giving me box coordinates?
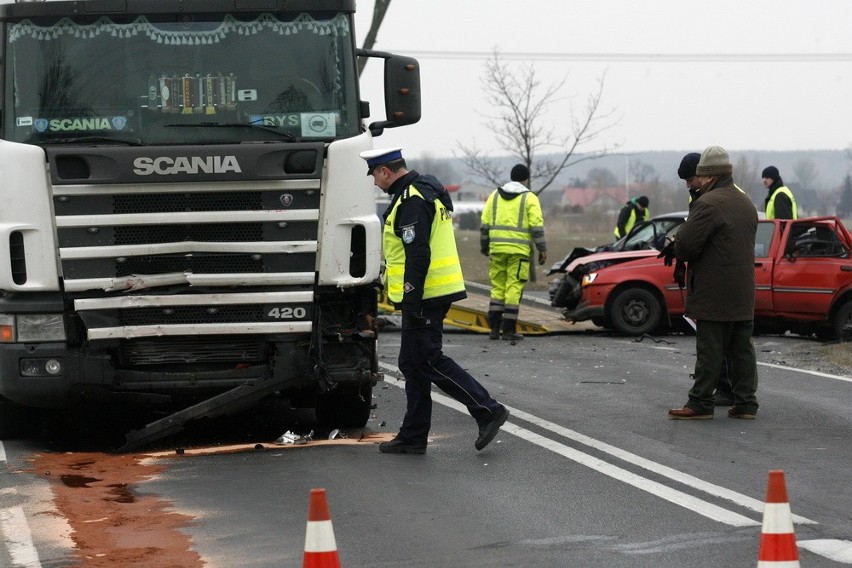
[280,194,294,207]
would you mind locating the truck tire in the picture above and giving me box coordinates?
[831,300,852,341]
[609,287,662,336]
[315,384,373,428]
[0,399,38,440]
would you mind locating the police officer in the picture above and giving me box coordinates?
[480,164,547,341]
[613,195,650,239]
[361,147,509,454]
[761,166,798,220]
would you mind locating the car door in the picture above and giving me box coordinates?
[753,221,776,315]
[770,220,851,318]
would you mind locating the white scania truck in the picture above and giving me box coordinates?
[0,0,420,448]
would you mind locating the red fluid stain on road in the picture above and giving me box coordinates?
[29,452,202,568]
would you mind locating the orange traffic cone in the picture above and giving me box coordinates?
[757,470,800,567]
[303,488,341,568]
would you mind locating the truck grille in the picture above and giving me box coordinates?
[48,144,325,340]
[120,337,266,365]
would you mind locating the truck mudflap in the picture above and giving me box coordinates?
[118,378,287,452]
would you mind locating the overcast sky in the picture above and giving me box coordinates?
[354,0,852,160]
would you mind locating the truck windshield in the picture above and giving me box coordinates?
[4,12,360,145]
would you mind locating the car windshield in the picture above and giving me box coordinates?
[4,12,359,145]
[622,218,683,251]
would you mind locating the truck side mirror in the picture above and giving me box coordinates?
[357,49,421,136]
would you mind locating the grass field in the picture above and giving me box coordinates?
[455,225,613,292]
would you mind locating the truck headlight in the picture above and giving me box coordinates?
[16,314,67,342]
[0,314,15,342]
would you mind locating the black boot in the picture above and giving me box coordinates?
[487,311,502,340]
[501,320,523,341]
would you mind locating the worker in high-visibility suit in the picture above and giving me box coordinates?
[761,166,798,220]
[480,164,547,342]
[613,195,650,239]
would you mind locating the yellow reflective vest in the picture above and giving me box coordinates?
[613,203,650,239]
[383,186,465,304]
[481,188,545,256]
[765,186,798,220]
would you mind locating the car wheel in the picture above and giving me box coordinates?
[831,300,852,341]
[609,287,662,336]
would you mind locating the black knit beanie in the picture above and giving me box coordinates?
[510,164,530,182]
[761,166,780,182]
[677,153,701,180]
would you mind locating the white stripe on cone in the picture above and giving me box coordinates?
[757,561,800,567]
[761,503,795,534]
[304,519,337,552]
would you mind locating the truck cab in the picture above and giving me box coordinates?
[0,0,420,446]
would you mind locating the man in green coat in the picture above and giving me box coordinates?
[665,146,759,420]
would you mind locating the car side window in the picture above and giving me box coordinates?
[788,224,849,258]
[755,223,774,258]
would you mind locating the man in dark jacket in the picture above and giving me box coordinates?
[667,146,759,420]
[677,152,734,406]
[361,147,509,453]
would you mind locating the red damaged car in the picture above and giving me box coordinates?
[554,216,852,339]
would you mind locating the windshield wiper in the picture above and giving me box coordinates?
[41,135,145,146]
[164,122,300,141]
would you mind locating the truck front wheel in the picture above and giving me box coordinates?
[0,399,39,440]
[315,384,373,428]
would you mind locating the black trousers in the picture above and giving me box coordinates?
[397,303,504,444]
[687,320,759,414]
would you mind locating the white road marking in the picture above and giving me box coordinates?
[0,505,42,568]
[646,342,852,383]
[756,361,852,383]
[379,363,758,527]
[504,404,816,525]
[0,442,43,568]
[798,539,852,562]
[381,362,852,562]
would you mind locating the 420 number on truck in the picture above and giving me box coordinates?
[0,0,420,449]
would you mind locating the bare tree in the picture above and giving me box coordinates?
[357,0,392,76]
[587,167,618,189]
[457,50,617,194]
[793,158,819,192]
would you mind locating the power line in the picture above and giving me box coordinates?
[389,50,852,62]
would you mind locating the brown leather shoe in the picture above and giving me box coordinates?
[727,407,756,420]
[667,406,713,420]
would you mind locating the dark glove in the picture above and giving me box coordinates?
[402,308,427,328]
[657,240,676,267]
[673,259,686,288]
[538,251,547,265]
[480,248,489,257]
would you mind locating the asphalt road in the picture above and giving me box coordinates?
[2,330,852,567]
